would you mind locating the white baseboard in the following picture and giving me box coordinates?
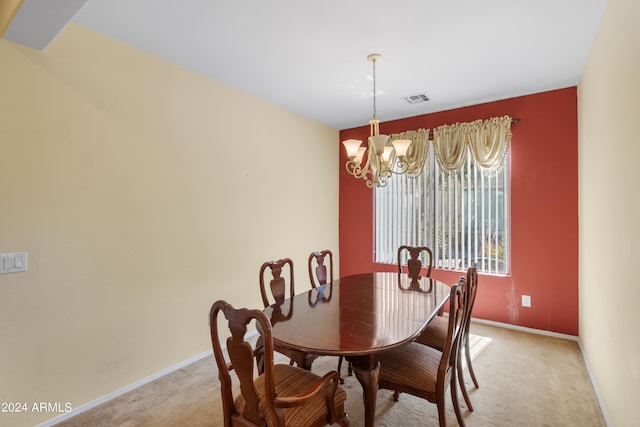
[35,349,212,427]
[576,339,611,427]
[37,330,266,426]
[471,317,579,341]
[472,317,610,426]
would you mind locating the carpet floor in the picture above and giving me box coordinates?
[54,321,606,426]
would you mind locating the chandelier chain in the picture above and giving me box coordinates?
[372,58,377,119]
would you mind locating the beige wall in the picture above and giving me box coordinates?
[578,0,640,426]
[0,24,338,426]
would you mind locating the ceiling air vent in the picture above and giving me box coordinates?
[403,93,430,104]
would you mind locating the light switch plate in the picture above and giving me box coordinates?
[0,252,28,274]
[522,295,531,307]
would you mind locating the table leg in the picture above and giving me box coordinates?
[348,356,380,427]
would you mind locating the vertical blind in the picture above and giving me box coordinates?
[375,149,509,275]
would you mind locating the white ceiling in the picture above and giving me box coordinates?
[4,0,607,130]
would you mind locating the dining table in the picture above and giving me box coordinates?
[263,271,451,427]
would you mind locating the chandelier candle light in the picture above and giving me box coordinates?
[342,53,425,188]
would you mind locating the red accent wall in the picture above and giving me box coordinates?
[339,88,579,335]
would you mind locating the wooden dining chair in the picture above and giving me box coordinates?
[308,250,350,383]
[209,300,350,427]
[416,264,479,412]
[308,250,334,288]
[397,245,434,281]
[260,258,320,371]
[377,278,467,427]
[307,250,336,307]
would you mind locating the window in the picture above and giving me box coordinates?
[375,149,510,275]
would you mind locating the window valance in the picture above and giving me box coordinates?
[432,115,513,175]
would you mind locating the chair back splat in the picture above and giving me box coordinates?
[260,258,295,307]
[308,250,334,288]
[397,245,434,281]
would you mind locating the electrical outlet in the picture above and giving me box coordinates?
[522,295,531,307]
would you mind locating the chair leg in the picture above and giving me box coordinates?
[458,353,474,412]
[450,369,466,427]
[465,335,479,388]
[338,412,350,426]
[436,391,447,427]
[337,356,345,384]
[337,356,353,381]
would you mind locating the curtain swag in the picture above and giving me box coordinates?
[388,128,430,177]
[433,115,513,175]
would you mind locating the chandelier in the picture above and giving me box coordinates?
[342,54,426,188]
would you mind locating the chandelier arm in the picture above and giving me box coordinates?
[345,142,377,185]
[392,158,410,174]
[387,129,430,176]
[345,160,371,183]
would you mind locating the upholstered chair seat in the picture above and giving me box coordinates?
[234,364,348,427]
[416,315,448,349]
[378,342,442,394]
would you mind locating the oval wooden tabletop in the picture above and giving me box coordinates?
[264,272,451,357]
